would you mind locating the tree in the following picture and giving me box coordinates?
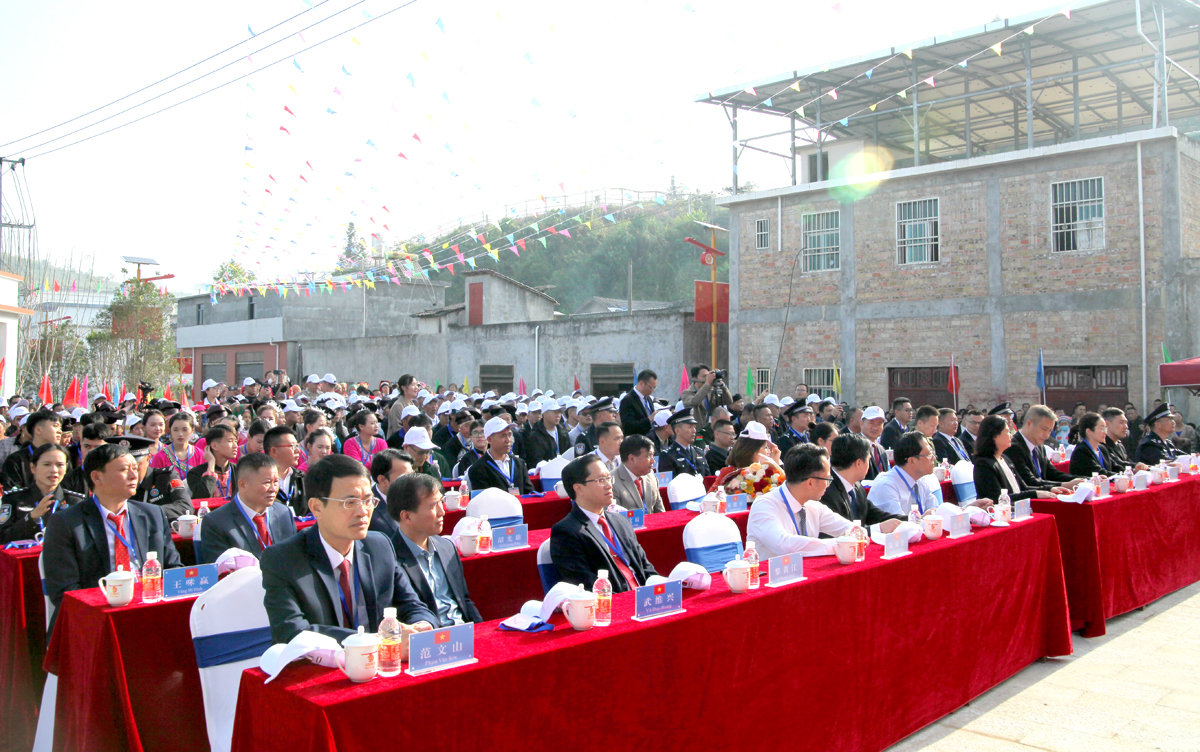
[213,259,256,285]
[86,277,177,393]
[342,222,369,271]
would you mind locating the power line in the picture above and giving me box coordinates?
[0,0,338,151]
[15,0,373,157]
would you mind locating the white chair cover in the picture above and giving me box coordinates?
[667,473,706,511]
[682,512,744,573]
[465,488,524,529]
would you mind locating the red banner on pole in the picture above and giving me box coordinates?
[694,281,729,324]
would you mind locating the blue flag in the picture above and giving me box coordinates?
[1035,349,1046,392]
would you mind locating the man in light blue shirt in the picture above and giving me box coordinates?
[384,473,483,625]
[866,432,939,516]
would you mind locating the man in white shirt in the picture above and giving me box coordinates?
[865,432,939,516]
[591,422,623,473]
[748,444,896,559]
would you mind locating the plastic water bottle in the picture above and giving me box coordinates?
[998,488,1010,508]
[141,551,163,603]
[593,569,612,626]
[377,606,403,677]
[851,520,868,563]
[194,501,210,543]
[477,514,492,554]
[743,541,760,590]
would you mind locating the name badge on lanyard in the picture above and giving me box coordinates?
[489,456,519,496]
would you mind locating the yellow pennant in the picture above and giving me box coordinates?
[991,41,1003,56]
[903,48,913,59]
[289,84,298,95]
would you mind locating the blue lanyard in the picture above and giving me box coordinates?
[232,495,270,550]
[93,496,141,570]
[168,445,194,477]
[593,510,628,565]
[487,455,515,485]
[670,443,698,472]
[356,436,377,466]
[787,425,806,442]
[783,488,808,537]
[213,467,231,499]
[36,493,62,531]
[336,553,363,629]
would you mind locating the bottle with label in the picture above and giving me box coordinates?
[998,488,1010,508]
[194,501,210,541]
[593,569,612,626]
[742,541,760,589]
[141,551,163,603]
[377,606,403,677]
[851,520,868,563]
[477,514,492,554]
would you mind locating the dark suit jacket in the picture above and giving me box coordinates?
[0,444,34,492]
[821,474,902,529]
[1004,434,1077,489]
[260,525,436,644]
[958,429,977,458]
[185,463,238,501]
[277,469,307,516]
[704,443,730,473]
[198,495,298,564]
[390,533,483,625]
[367,482,402,540]
[880,420,906,451]
[549,504,657,593]
[1069,442,1117,477]
[1103,436,1134,473]
[42,498,182,635]
[973,455,1038,503]
[619,391,656,438]
[932,433,971,464]
[522,422,573,467]
[466,454,533,495]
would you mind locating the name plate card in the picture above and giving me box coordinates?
[491,524,529,552]
[163,564,218,600]
[655,471,674,487]
[765,554,806,588]
[725,494,749,513]
[632,580,685,622]
[881,530,911,560]
[947,511,972,539]
[1011,498,1033,522]
[625,508,646,529]
[406,623,477,676]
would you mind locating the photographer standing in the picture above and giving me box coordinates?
[680,365,732,429]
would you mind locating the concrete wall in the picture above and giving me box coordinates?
[291,333,447,387]
[465,271,555,325]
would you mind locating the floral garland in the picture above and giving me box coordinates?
[733,462,785,499]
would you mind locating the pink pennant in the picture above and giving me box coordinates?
[412,133,422,143]
[284,105,297,117]
[279,125,291,134]
[560,230,572,239]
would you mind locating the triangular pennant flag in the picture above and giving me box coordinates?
[991,41,1003,56]
[839,118,849,126]
[560,230,572,238]
[898,90,908,99]
[869,103,878,111]
[923,76,935,87]
[604,214,616,222]
[828,88,838,100]
[789,82,801,92]
[1024,26,1035,35]
[903,49,913,58]
[958,59,968,68]
[537,237,547,247]
[516,238,526,250]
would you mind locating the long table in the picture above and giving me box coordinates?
[230,515,1072,752]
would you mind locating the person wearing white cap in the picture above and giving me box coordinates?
[857,406,891,481]
[522,398,572,468]
[200,379,223,407]
[303,374,322,402]
[319,374,337,394]
[465,417,533,495]
[401,427,444,482]
[241,378,261,402]
[648,408,673,457]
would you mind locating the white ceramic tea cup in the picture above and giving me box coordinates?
[442,490,462,511]
[562,591,596,630]
[457,533,478,557]
[337,628,379,683]
[171,515,198,537]
[98,569,135,607]
[1114,476,1130,493]
[554,481,566,497]
[922,515,943,540]
[723,559,752,593]
[834,536,858,565]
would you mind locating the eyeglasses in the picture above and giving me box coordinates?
[583,476,615,487]
[807,476,834,484]
[321,497,378,511]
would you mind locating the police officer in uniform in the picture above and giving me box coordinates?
[0,443,86,544]
[989,402,1017,433]
[573,397,617,456]
[1136,403,1182,465]
[657,409,711,478]
[111,435,194,524]
[776,402,815,456]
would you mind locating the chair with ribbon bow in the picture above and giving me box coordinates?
[189,566,272,752]
[682,512,744,573]
[465,487,524,529]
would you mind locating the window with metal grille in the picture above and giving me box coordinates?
[896,198,940,264]
[753,368,772,397]
[803,368,837,399]
[235,351,264,385]
[1051,178,1104,252]
[802,211,840,272]
[755,219,770,250]
[590,363,634,398]
[479,365,514,394]
[201,353,226,386]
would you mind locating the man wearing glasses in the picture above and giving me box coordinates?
[261,454,436,644]
[549,454,658,592]
[748,444,895,559]
[864,432,941,517]
[704,418,737,471]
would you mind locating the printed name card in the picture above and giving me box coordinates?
[163,564,218,600]
[655,471,674,487]
[881,530,911,560]
[724,493,749,513]
[625,508,646,529]
[632,580,684,621]
[406,623,477,676]
[947,510,972,539]
[765,554,806,588]
[1012,498,1033,522]
[491,524,529,552]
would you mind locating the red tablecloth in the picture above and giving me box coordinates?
[44,585,207,752]
[230,515,1071,752]
[1032,472,1200,636]
[0,546,44,752]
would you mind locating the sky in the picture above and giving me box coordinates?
[0,0,1057,294]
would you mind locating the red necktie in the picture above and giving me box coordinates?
[634,476,645,504]
[337,559,355,628]
[108,511,131,572]
[596,515,640,591]
[252,512,272,549]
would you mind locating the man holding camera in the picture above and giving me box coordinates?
[680,364,732,429]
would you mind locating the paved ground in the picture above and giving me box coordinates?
[889,580,1200,752]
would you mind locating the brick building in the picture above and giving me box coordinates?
[700,0,1200,415]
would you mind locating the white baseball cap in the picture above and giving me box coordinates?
[282,400,304,413]
[780,396,795,407]
[400,405,421,419]
[515,403,529,415]
[242,377,257,387]
[417,389,431,400]
[436,401,454,415]
[739,421,771,441]
[322,373,337,385]
[652,409,672,428]
[763,394,781,406]
[201,379,219,391]
[402,427,438,450]
[483,416,516,439]
[540,398,563,413]
[10,406,30,419]
[862,406,886,421]
[805,393,822,405]
[544,390,556,398]
[306,374,321,384]
[125,414,142,427]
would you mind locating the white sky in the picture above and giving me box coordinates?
[1,0,1055,293]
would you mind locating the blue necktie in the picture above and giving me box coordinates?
[1031,447,1042,478]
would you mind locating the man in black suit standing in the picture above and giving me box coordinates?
[550,454,657,593]
[383,473,483,625]
[42,443,182,634]
[618,370,659,438]
[1003,404,1083,491]
[260,454,436,644]
[199,452,298,564]
[820,434,904,528]
[880,398,913,451]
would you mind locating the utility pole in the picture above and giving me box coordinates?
[0,158,33,265]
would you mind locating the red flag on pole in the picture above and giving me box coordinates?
[573,373,580,392]
[101,382,111,401]
[679,364,689,396]
[948,354,960,411]
[81,375,89,407]
[38,373,53,405]
[164,385,174,401]
[518,378,526,396]
[0,358,6,392]
[181,387,191,410]
[63,376,80,407]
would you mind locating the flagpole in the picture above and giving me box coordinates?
[1039,348,1046,405]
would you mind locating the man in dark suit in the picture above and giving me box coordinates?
[522,398,572,467]
[466,418,534,495]
[821,434,904,528]
[958,409,983,457]
[382,472,483,625]
[880,398,912,451]
[618,370,659,438]
[260,454,436,644]
[367,449,414,540]
[42,443,182,635]
[1101,407,1147,473]
[550,454,657,593]
[265,425,306,515]
[1003,404,1083,490]
[704,418,737,472]
[199,452,298,564]
[932,408,972,463]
